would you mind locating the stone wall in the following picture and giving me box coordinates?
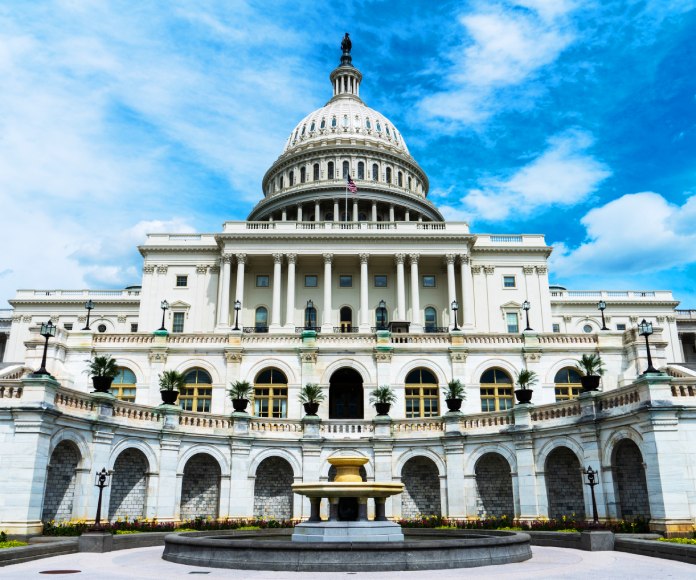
[180,454,220,520]
[613,439,650,519]
[400,457,441,518]
[108,449,148,521]
[42,441,80,522]
[545,447,585,519]
[253,457,294,519]
[475,453,514,518]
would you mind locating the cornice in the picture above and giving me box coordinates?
[215,232,474,243]
[551,299,680,308]
[138,245,219,256]
[9,299,141,306]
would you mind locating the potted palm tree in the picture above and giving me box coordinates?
[575,353,605,392]
[444,379,466,412]
[514,369,537,404]
[369,385,397,416]
[228,380,253,413]
[159,370,186,405]
[85,355,119,393]
[299,383,325,416]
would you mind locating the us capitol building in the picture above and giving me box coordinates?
[1,37,695,537]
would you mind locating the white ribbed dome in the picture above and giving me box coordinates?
[282,96,411,156]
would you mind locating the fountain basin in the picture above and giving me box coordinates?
[292,481,404,498]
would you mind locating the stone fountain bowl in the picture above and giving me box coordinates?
[292,481,404,498]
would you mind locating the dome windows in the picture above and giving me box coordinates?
[320,118,326,129]
[300,167,306,183]
[327,161,335,179]
[386,167,392,183]
[385,125,391,136]
[310,121,316,132]
[331,116,337,128]
[357,162,364,180]
[313,163,319,181]
[289,170,294,186]
[301,125,306,136]
[342,160,350,178]
[376,121,382,132]
[342,115,349,128]
[398,171,403,187]
[372,163,379,181]
[366,118,372,130]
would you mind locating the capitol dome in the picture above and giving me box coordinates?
[248,35,442,223]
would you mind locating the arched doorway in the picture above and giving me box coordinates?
[475,453,514,518]
[180,454,221,520]
[401,456,441,518]
[42,441,81,523]
[545,447,585,519]
[329,368,363,419]
[612,440,650,520]
[253,456,294,519]
[339,307,352,332]
[108,448,148,521]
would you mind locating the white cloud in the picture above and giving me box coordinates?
[458,129,610,221]
[550,192,696,276]
[418,1,576,126]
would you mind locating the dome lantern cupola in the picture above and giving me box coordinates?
[330,33,362,99]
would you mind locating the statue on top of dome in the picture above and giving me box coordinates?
[341,33,352,54]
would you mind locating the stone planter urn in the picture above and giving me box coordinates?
[514,389,533,404]
[580,375,601,392]
[91,376,113,393]
[303,402,320,416]
[232,398,249,413]
[374,402,391,416]
[445,398,463,412]
[160,389,179,405]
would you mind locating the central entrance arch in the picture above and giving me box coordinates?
[329,368,364,419]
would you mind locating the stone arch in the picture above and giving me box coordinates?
[249,448,301,479]
[395,359,448,385]
[400,456,441,518]
[612,439,650,520]
[175,359,221,384]
[108,448,149,521]
[253,456,294,520]
[177,444,229,475]
[465,445,517,475]
[545,447,585,519]
[109,439,157,473]
[471,359,519,384]
[245,358,299,386]
[111,357,146,385]
[544,358,584,384]
[535,437,585,473]
[320,358,375,386]
[42,440,81,522]
[474,453,515,518]
[48,430,91,469]
[180,453,221,520]
[395,448,446,478]
[602,428,644,467]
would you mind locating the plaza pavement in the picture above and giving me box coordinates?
[0,545,693,579]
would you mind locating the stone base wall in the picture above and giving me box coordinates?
[108,449,148,521]
[546,447,585,519]
[253,457,293,519]
[475,453,514,518]
[401,457,441,518]
[180,454,220,520]
[42,441,80,522]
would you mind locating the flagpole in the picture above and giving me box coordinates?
[345,178,348,222]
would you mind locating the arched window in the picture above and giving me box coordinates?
[386,167,392,183]
[376,121,382,132]
[305,302,317,329]
[372,163,379,181]
[331,116,337,128]
[180,368,213,413]
[342,114,349,128]
[310,121,316,132]
[366,118,371,130]
[358,161,365,180]
[288,170,294,186]
[279,175,284,189]
[300,125,306,136]
[375,301,388,330]
[313,163,319,181]
[424,307,437,332]
[554,367,582,401]
[255,306,268,333]
[385,125,391,136]
[342,160,350,178]
[340,306,352,332]
[254,368,288,418]
[398,171,403,187]
[110,367,136,402]
[480,368,513,412]
[408,176,412,190]
[405,368,439,418]
[327,161,334,180]
[300,167,306,183]
[320,118,326,129]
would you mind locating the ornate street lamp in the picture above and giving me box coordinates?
[582,466,600,525]
[376,300,387,331]
[233,300,241,331]
[451,300,459,331]
[522,300,532,331]
[83,299,95,330]
[597,300,608,331]
[638,319,658,374]
[31,320,57,377]
[91,467,112,531]
[159,300,169,331]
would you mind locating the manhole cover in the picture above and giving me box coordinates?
[39,571,81,575]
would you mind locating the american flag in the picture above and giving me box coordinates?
[347,176,358,193]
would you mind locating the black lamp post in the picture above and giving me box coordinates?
[83,299,95,330]
[91,467,112,531]
[31,320,57,377]
[582,465,600,525]
[377,299,387,330]
[598,300,608,330]
[638,319,658,374]
[522,300,532,331]
[233,300,241,331]
[159,300,169,331]
[451,300,459,331]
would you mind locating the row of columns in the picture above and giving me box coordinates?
[276,201,422,223]
[216,252,475,331]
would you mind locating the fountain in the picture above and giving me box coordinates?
[162,455,532,571]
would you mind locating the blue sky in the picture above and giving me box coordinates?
[1,0,695,308]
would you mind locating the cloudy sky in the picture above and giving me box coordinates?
[1,0,695,309]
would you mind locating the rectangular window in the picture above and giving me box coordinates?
[339,275,353,288]
[176,275,188,287]
[552,323,560,333]
[256,275,270,287]
[253,387,288,418]
[480,386,513,412]
[172,312,185,333]
[305,274,318,287]
[374,275,387,288]
[179,386,212,413]
[64,323,73,330]
[422,275,436,288]
[503,275,516,288]
[405,386,439,418]
[130,323,138,333]
[616,324,626,331]
[506,312,519,333]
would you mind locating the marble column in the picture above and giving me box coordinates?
[389,205,395,222]
[297,205,303,222]
[333,200,339,222]
[372,201,377,221]
[353,199,359,222]
[359,253,370,331]
[445,254,457,329]
[315,201,321,221]
[404,210,410,222]
[285,254,297,329]
[217,253,233,327]
[234,254,247,325]
[409,254,421,331]
[395,253,406,320]
[271,253,283,330]
[322,253,333,331]
[281,208,287,221]
[460,254,474,328]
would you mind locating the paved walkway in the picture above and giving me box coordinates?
[0,546,693,579]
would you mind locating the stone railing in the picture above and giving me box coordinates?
[459,334,524,345]
[179,412,232,429]
[392,419,444,435]
[531,399,581,422]
[93,334,155,344]
[460,411,514,430]
[168,334,229,344]
[390,333,450,345]
[596,386,642,412]
[550,290,673,300]
[242,335,302,346]
[536,335,598,345]
[112,401,162,423]
[671,379,696,398]
[15,289,141,298]
[321,421,375,437]
[54,390,96,412]
[250,419,303,434]
[0,380,22,399]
